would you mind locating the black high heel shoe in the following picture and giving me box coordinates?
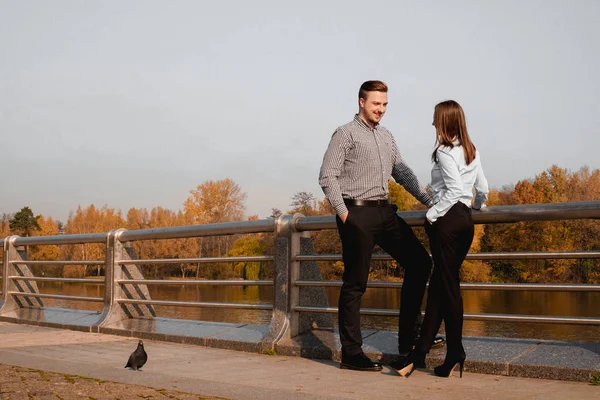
[390,351,426,378]
[433,355,466,378]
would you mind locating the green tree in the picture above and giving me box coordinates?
[9,207,41,237]
[228,235,268,280]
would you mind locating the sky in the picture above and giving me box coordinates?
[1,1,599,223]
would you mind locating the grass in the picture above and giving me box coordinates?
[591,372,600,386]
[156,388,177,399]
[264,348,277,356]
[78,375,106,384]
[37,370,50,382]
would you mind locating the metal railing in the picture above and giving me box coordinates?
[1,201,599,347]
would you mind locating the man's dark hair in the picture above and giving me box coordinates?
[359,80,388,100]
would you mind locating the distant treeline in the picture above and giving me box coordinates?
[1,166,598,284]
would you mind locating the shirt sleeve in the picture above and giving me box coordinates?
[426,148,463,222]
[473,152,489,210]
[390,135,433,206]
[319,128,351,216]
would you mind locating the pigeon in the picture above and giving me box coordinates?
[125,340,147,371]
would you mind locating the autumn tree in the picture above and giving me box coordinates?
[289,192,319,216]
[480,165,600,283]
[125,206,199,279]
[388,180,419,211]
[184,179,246,224]
[270,208,282,219]
[63,205,125,277]
[0,213,13,238]
[28,215,62,276]
[184,179,247,276]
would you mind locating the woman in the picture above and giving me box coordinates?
[397,100,489,378]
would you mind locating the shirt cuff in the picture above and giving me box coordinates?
[421,193,434,207]
[333,202,348,216]
[425,209,437,223]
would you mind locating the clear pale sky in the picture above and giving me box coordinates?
[1,1,598,223]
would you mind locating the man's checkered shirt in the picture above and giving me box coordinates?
[319,115,433,216]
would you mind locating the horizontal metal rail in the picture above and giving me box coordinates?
[9,276,104,284]
[118,279,272,286]
[1,202,598,245]
[11,233,107,246]
[296,251,600,262]
[119,218,276,242]
[9,260,105,265]
[295,201,600,231]
[294,306,600,325]
[117,256,274,265]
[295,280,600,292]
[118,298,273,310]
[7,292,103,302]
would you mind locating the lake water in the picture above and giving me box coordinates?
[30,281,600,342]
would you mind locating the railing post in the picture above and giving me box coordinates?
[0,236,43,315]
[1,237,8,306]
[296,231,334,333]
[98,229,124,327]
[288,218,303,337]
[260,213,302,351]
[99,228,155,330]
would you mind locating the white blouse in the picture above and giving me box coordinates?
[426,144,489,223]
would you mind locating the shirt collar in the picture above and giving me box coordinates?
[354,114,378,131]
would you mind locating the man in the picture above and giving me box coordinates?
[319,80,442,371]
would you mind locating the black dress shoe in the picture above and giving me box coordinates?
[340,353,383,371]
[431,336,445,349]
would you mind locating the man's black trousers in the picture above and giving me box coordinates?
[335,203,432,356]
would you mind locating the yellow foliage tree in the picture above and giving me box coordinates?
[481,166,599,283]
[388,180,418,211]
[28,215,62,276]
[63,205,125,278]
[184,179,247,278]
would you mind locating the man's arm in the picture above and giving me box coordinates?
[390,135,433,206]
[319,128,350,219]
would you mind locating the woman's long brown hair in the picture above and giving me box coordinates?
[431,100,476,165]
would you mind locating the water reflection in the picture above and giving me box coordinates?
[32,281,600,342]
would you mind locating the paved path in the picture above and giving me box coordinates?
[0,322,597,400]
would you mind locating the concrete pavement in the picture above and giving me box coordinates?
[0,322,598,400]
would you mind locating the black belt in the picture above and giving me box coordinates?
[344,199,390,207]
